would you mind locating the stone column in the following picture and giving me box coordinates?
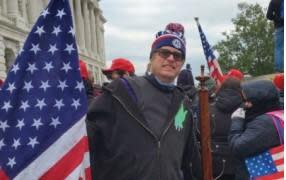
[7,0,19,17]
[89,5,97,57]
[1,0,8,16]
[74,0,85,51]
[83,0,91,54]
[27,0,43,25]
[0,36,6,79]
[19,0,28,25]
[95,11,101,60]
[69,0,75,28]
[42,0,50,7]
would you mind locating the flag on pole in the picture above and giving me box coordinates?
[0,0,91,179]
[195,18,224,85]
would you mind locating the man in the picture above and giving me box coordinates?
[102,58,135,80]
[177,63,195,88]
[87,23,201,180]
[267,0,284,72]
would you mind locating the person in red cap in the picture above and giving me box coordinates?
[225,69,244,81]
[79,60,94,97]
[102,58,135,80]
[273,73,284,107]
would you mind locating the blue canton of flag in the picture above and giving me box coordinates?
[0,0,90,179]
[195,19,224,84]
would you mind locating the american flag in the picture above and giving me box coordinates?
[0,0,90,179]
[245,145,284,180]
[245,110,284,180]
[195,18,224,85]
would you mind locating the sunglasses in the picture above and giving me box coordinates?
[154,49,184,62]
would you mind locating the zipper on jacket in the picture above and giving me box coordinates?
[113,95,159,141]
[158,141,161,180]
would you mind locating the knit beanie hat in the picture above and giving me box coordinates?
[150,23,186,59]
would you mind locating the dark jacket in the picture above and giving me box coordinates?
[177,69,195,87]
[228,80,282,180]
[86,77,201,180]
[210,88,242,178]
[267,0,284,28]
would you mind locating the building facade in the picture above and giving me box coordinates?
[0,0,106,84]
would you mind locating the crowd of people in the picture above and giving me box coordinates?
[77,21,283,180]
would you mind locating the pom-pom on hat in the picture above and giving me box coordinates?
[150,23,186,59]
[102,58,135,75]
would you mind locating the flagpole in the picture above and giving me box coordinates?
[196,64,213,180]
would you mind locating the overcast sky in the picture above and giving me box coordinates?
[99,0,270,78]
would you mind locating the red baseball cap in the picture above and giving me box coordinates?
[273,73,284,91]
[79,60,88,80]
[102,58,135,74]
[225,69,244,81]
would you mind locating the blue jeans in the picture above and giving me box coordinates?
[274,27,284,72]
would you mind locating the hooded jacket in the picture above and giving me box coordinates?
[228,80,282,180]
[86,77,201,180]
[209,88,243,177]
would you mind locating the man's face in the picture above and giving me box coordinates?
[111,71,121,80]
[150,46,184,83]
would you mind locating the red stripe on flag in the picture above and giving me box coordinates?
[256,171,284,180]
[85,167,91,180]
[0,170,9,180]
[270,145,284,154]
[275,158,284,166]
[40,136,89,180]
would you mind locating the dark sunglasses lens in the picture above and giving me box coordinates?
[159,50,171,58]
[173,52,182,60]
[158,49,183,61]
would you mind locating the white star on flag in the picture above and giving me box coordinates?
[30,43,41,55]
[71,98,81,110]
[61,62,72,73]
[39,80,51,92]
[41,8,50,18]
[34,26,46,37]
[48,44,58,55]
[50,117,61,128]
[27,137,39,148]
[54,99,65,110]
[56,8,66,19]
[2,101,13,112]
[31,118,43,130]
[43,62,54,72]
[16,119,25,131]
[35,99,47,110]
[0,120,10,132]
[12,138,21,150]
[7,157,16,168]
[57,80,68,91]
[52,25,62,36]
[64,43,75,54]
[26,63,38,74]
[0,139,5,150]
[7,83,16,94]
[11,63,20,74]
[23,81,33,92]
[20,100,30,112]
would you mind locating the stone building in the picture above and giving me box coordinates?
[0,0,106,84]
